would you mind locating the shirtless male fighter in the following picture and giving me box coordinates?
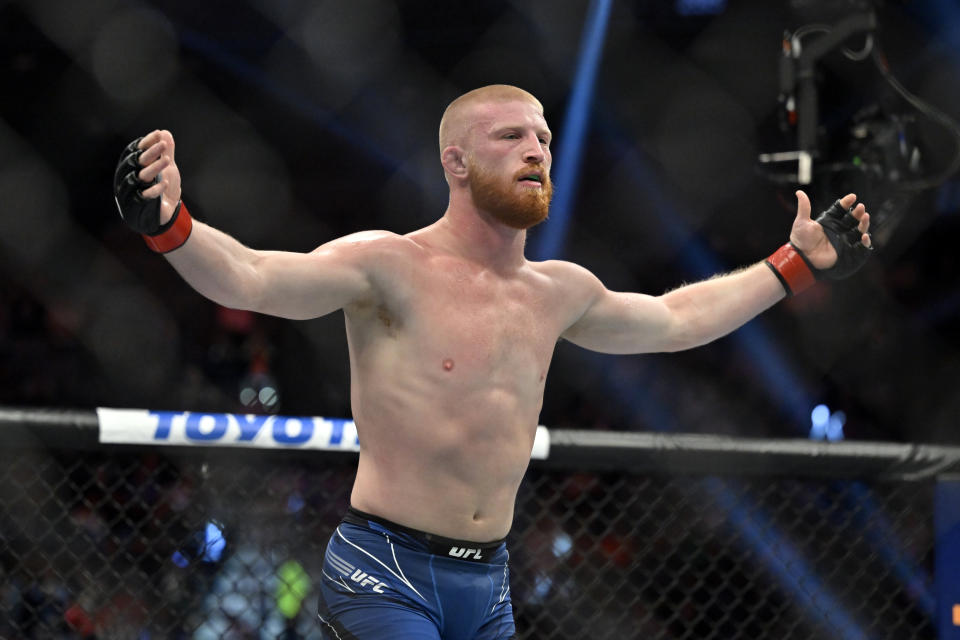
[113,85,872,639]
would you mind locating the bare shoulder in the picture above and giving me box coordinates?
[311,229,408,254]
[529,258,605,296]
[527,259,607,330]
[313,230,427,311]
[309,229,424,270]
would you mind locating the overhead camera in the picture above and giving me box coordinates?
[758,3,960,192]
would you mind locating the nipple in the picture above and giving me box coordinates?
[443,359,455,371]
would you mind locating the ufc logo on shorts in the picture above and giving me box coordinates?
[350,569,388,593]
[448,546,484,560]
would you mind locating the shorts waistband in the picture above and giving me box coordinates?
[343,507,505,563]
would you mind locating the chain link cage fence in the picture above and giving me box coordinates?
[1,409,955,640]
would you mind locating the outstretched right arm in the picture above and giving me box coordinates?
[122,130,381,320]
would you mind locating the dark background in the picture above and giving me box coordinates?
[2,0,958,443]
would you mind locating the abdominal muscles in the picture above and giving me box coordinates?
[347,333,549,541]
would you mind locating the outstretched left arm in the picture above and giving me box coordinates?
[560,191,871,354]
[560,262,785,354]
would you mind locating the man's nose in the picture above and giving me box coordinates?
[523,138,545,164]
[523,144,547,164]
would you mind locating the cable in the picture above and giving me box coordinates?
[789,24,874,61]
[871,42,960,190]
[785,21,960,191]
[843,33,873,61]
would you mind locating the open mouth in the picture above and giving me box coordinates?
[517,173,543,186]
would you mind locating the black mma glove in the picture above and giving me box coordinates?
[814,199,874,280]
[114,137,162,234]
[766,199,873,296]
[113,136,192,253]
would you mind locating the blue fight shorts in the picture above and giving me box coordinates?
[316,507,516,640]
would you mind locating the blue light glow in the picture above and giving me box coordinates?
[810,404,845,441]
[171,550,188,568]
[531,0,613,260]
[810,404,830,439]
[706,478,869,639]
[827,411,846,441]
[533,574,553,600]
[811,404,830,425]
[676,0,727,16]
[286,491,305,514]
[552,531,573,558]
[203,521,226,563]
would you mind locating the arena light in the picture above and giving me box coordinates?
[552,531,573,558]
[810,403,831,439]
[531,0,613,260]
[827,410,846,441]
[203,521,226,563]
[809,403,846,441]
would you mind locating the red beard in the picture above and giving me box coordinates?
[468,162,553,230]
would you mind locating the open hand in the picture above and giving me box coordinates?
[789,191,871,270]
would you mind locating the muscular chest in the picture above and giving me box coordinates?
[400,259,558,375]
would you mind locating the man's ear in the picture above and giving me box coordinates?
[441,146,468,178]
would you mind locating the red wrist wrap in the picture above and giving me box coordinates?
[765,242,817,296]
[143,202,193,253]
